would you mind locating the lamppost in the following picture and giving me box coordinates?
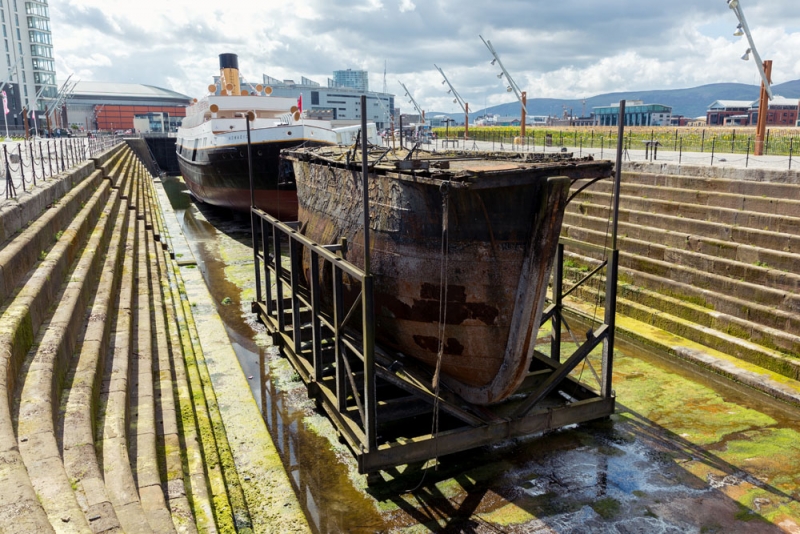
[435,64,469,140]
[727,0,773,155]
[481,35,528,137]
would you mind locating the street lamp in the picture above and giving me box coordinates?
[481,35,529,136]
[727,0,773,155]
[435,63,470,140]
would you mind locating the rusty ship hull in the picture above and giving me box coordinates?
[284,147,613,405]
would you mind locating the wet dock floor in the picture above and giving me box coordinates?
[163,175,800,533]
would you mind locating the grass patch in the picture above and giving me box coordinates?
[591,497,620,519]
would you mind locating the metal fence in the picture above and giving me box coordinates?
[414,128,798,171]
[3,136,123,199]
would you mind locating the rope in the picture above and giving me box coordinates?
[411,180,450,492]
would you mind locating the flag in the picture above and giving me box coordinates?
[297,94,302,113]
[1,91,7,116]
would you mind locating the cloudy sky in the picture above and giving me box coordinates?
[51,0,800,113]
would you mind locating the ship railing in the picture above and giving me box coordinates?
[250,207,379,456]
[2,135,122,201]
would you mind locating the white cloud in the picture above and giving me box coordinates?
[399,0,416,13]
[48,0,800,112]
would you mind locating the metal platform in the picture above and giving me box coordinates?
[250,209,619,476]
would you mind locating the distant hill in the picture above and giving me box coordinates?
[429,80,800,122]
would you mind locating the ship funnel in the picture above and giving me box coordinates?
[219,53,241,96]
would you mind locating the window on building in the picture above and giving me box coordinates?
[311,91,319,105]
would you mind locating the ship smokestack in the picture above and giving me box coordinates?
[219,53,241,96]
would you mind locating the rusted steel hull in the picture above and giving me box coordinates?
[285,148,613,405]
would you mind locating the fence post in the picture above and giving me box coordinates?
[674,128,678,151]
[711,138,716,166]
[701,129,705,152]
[47,141,53,176]
[765,129,770,155]
[60,139,65,172]
[28,141,36,186]
[746,138,750,168]
[679,138,682,164]
[790,138,794,170]
[579,136,583,158]
[39,141,45,178]
[731,129,735,153]
[17,144,25,185]
[4,145,15,198]
[600,136,604,159]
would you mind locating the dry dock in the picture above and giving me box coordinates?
[2,137,800,533]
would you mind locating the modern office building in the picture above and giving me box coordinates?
[0,0,57,115]
[64,81,191,132]
[260,73,394,130]
[706,100,752,126]
[332,69,369,92]
[593,100,672,127]
[747,96,799,127]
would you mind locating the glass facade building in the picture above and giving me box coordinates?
[593,101,672,127]
[0,0,56,116]
[332,69,369,93]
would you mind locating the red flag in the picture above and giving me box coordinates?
[297,94,302,113]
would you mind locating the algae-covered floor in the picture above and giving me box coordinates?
[164,176,800,533]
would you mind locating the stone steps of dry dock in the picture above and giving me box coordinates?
[561,221,800,312]
[0,143,241,533]
[559,163,800,396]
[0,158,118,532]
[562,254,800,380]
[14,174,123,532]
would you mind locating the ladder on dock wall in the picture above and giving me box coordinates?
[251,208,620,479]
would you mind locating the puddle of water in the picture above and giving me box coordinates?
[161,175,800,533]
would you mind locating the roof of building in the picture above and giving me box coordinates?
[708,100,754,110]
[749,95,800,108]
[70,81,191,102]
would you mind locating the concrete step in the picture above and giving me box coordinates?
[96,202,154,534]
[61,190,131,534]
[148,216,198,534]
[587,172,800,217]
[562,222,800,294]
[620,164,800,201]
[0,158,98,245]
[570,188,800,237]
[0,168,105,304]
[561,256,800,374]
[130,216,176,533]
[14,179,122,532]
[0,170,116,531]
[564,212,800,274]
[566,201,800,256]
[156,226,218,533]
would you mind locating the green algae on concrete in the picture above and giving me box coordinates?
[614,354,776,446]
[175,254,310,533]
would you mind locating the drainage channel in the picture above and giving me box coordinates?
[161,175,800,533]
